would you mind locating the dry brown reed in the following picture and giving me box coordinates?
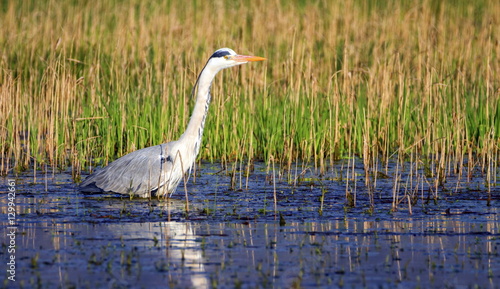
[0,0,499,206]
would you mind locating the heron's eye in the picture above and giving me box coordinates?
[224,55,230,60]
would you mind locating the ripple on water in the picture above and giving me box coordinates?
[1,161,499,289]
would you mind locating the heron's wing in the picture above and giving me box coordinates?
[80,143,177,196]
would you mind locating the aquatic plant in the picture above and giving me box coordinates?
[0,0,498,208]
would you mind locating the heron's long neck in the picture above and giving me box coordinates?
[178,66,219,159]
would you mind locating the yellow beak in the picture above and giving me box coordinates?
[233,55,266,63]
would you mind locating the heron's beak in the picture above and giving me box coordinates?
[233,55,266,63]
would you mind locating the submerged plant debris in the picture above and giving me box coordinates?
[1,161,499,289]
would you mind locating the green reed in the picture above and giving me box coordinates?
[0,0,498,201]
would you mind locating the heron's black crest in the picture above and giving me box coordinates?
[210,50,232,59]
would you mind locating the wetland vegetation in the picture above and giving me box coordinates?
[1,1,499,203]
[1,0,499,288]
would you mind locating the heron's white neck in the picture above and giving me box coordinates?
[178,64,221,161]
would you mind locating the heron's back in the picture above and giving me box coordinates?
[79,142,184,197]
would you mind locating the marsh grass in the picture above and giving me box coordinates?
[1,0,499,206]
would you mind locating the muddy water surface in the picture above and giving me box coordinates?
[1,161,499,288]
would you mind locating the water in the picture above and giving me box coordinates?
[1,161,499,288]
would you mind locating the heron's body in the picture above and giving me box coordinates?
[79,48,265,197]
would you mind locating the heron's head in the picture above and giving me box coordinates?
[191,48,265,98]
[207,48,266,71]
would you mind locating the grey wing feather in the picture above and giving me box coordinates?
[80,143,176,197]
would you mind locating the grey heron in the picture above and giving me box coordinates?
[79,48,265,197]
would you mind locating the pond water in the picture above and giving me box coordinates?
[1,161,499,288]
